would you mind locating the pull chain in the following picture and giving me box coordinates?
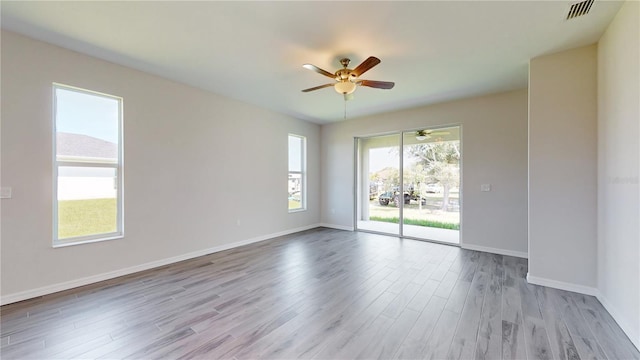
[344,98,347,120]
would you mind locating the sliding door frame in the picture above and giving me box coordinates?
[353,125,463,247]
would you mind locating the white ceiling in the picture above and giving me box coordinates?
[0,1,623,124]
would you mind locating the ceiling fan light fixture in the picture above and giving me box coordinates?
[334,80,357,95]
[416,130,430,141]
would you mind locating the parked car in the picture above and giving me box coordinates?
[378,191,410,206]
[425,183,443,193]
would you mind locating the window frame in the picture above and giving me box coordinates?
[52,83,124,247]
[288,133,307,212]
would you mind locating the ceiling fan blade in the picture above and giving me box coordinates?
[301,83,335,92]
[303,64,336,79]
[358,80,395,89]
[352,56,381,76]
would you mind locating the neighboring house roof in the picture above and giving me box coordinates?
[57,132,117,159]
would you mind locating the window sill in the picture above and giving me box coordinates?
[288,208,307,213]
[53,234,123,248]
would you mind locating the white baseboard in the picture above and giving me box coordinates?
[319,223,354,231]
[596,292,640,351]
[0,224,321,306]
[526,273,599,296]
[461,243,528,259]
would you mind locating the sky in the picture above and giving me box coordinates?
[288,135,303,171]
[55,87,120,144]
[369,147,419,173]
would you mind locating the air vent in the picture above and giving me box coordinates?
[566,0,594,20]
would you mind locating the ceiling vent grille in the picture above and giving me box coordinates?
[567,0,594,20]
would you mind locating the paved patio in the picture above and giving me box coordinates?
[357,220,459,244]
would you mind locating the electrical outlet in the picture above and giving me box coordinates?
[481,184,491,192]
[0,187,11,199]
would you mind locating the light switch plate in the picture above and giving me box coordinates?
[481,184,491,192]
[0,187,12,199]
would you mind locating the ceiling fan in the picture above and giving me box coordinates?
[301,56,395,99]
[416,129,450,141]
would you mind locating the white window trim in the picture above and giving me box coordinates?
[52,83,124,247]
[288,134,307,213]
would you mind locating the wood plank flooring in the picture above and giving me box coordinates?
[1,228,638,359]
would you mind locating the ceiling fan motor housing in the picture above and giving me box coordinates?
[335,68,357,82]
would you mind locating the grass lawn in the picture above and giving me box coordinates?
[58,198,117,239]
[367,199,460,230]
[288,199,302,210]
[369,216,460,230]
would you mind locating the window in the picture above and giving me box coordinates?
[53,84,123,246]
[288,134,306,212]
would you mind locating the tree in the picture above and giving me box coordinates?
[408,141,460,211]
[370,166,400,192]
[404,163,428,210]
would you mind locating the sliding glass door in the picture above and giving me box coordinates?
[356,126,460,244]
[356,134,401,235]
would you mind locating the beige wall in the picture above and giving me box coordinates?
[321,89,529,256]
[0,31,321,303]
[597,0,639,349]
[528,45,598,290]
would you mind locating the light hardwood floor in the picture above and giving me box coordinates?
[1,228,638,359]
